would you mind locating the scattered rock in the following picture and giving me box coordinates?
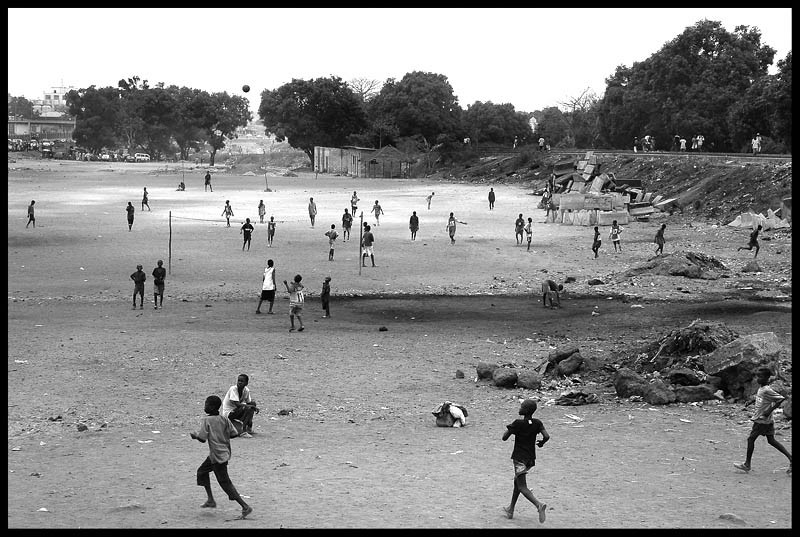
[492,368,518,388]
[643,379,677,405]
[666,367,702,386]
[741,260,762,273]
[476,362,498,380]
[455,369,465,379]
[588,278,605,286]
[76,424,88,432]
[378,326,388,331]
[674,384,717,402]
[547,345,581,365]
[719,513,746,525]
[556,353,584,377]
[516,370,542,389]
[613,368,649,398]
[702,332,787,400]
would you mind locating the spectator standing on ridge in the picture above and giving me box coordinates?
[204,171,213,192]
[142,187,150,211]
[488,188,496,210]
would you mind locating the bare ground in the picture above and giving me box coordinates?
[7,157,792,528]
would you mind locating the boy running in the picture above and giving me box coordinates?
[502,399,549,523]
[737,224,762,257]
[734,367,792,474]
[190,395,253,519]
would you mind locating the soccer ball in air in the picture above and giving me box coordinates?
[242,85,250,93]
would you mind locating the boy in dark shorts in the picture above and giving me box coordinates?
[321,276,331,318]
[130,264,146,309]
[502,399,550,522]
[152,260,166,309]
[592,226,601,258]
[190,395,253,519]
[734,367,792,474]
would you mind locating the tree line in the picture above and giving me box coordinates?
[10,20,790,165]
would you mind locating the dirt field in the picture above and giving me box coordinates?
[7,158,792,528]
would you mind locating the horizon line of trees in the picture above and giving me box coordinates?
[10,20,791,165]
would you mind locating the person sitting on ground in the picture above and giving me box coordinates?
[222,374,259,438]
[177,181,185,191]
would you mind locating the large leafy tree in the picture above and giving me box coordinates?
[258,76,367,165]
[463,101,532,146]
[369,71,463,149]
[597,19,776,151]
[65,86,121,153]
[203,92,251,166]
[8,95,36,119]
[167,86,210,160]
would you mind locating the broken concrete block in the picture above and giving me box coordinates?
[701,332,787,400]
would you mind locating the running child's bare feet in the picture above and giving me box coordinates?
[502,506,513,519]
[538,503,547,523]
[201,500,216,508]
[237,505,253,519]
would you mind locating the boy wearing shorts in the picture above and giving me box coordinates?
[734,367,792,474]
[190,395,252,519]
[502,399,549,522]
[283,274,305,332]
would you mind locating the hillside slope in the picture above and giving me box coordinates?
[435,151,792,224]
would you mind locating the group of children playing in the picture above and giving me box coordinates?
[189,365,790,523]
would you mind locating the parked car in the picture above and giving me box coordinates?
[134,152,151,162]
[28,140,39,151]
[125,155,136,163]
[99,153,111,161]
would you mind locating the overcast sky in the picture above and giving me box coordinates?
[8,8,792,115]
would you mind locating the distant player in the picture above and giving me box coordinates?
[240,218,254,251]
[737,224,761,257]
